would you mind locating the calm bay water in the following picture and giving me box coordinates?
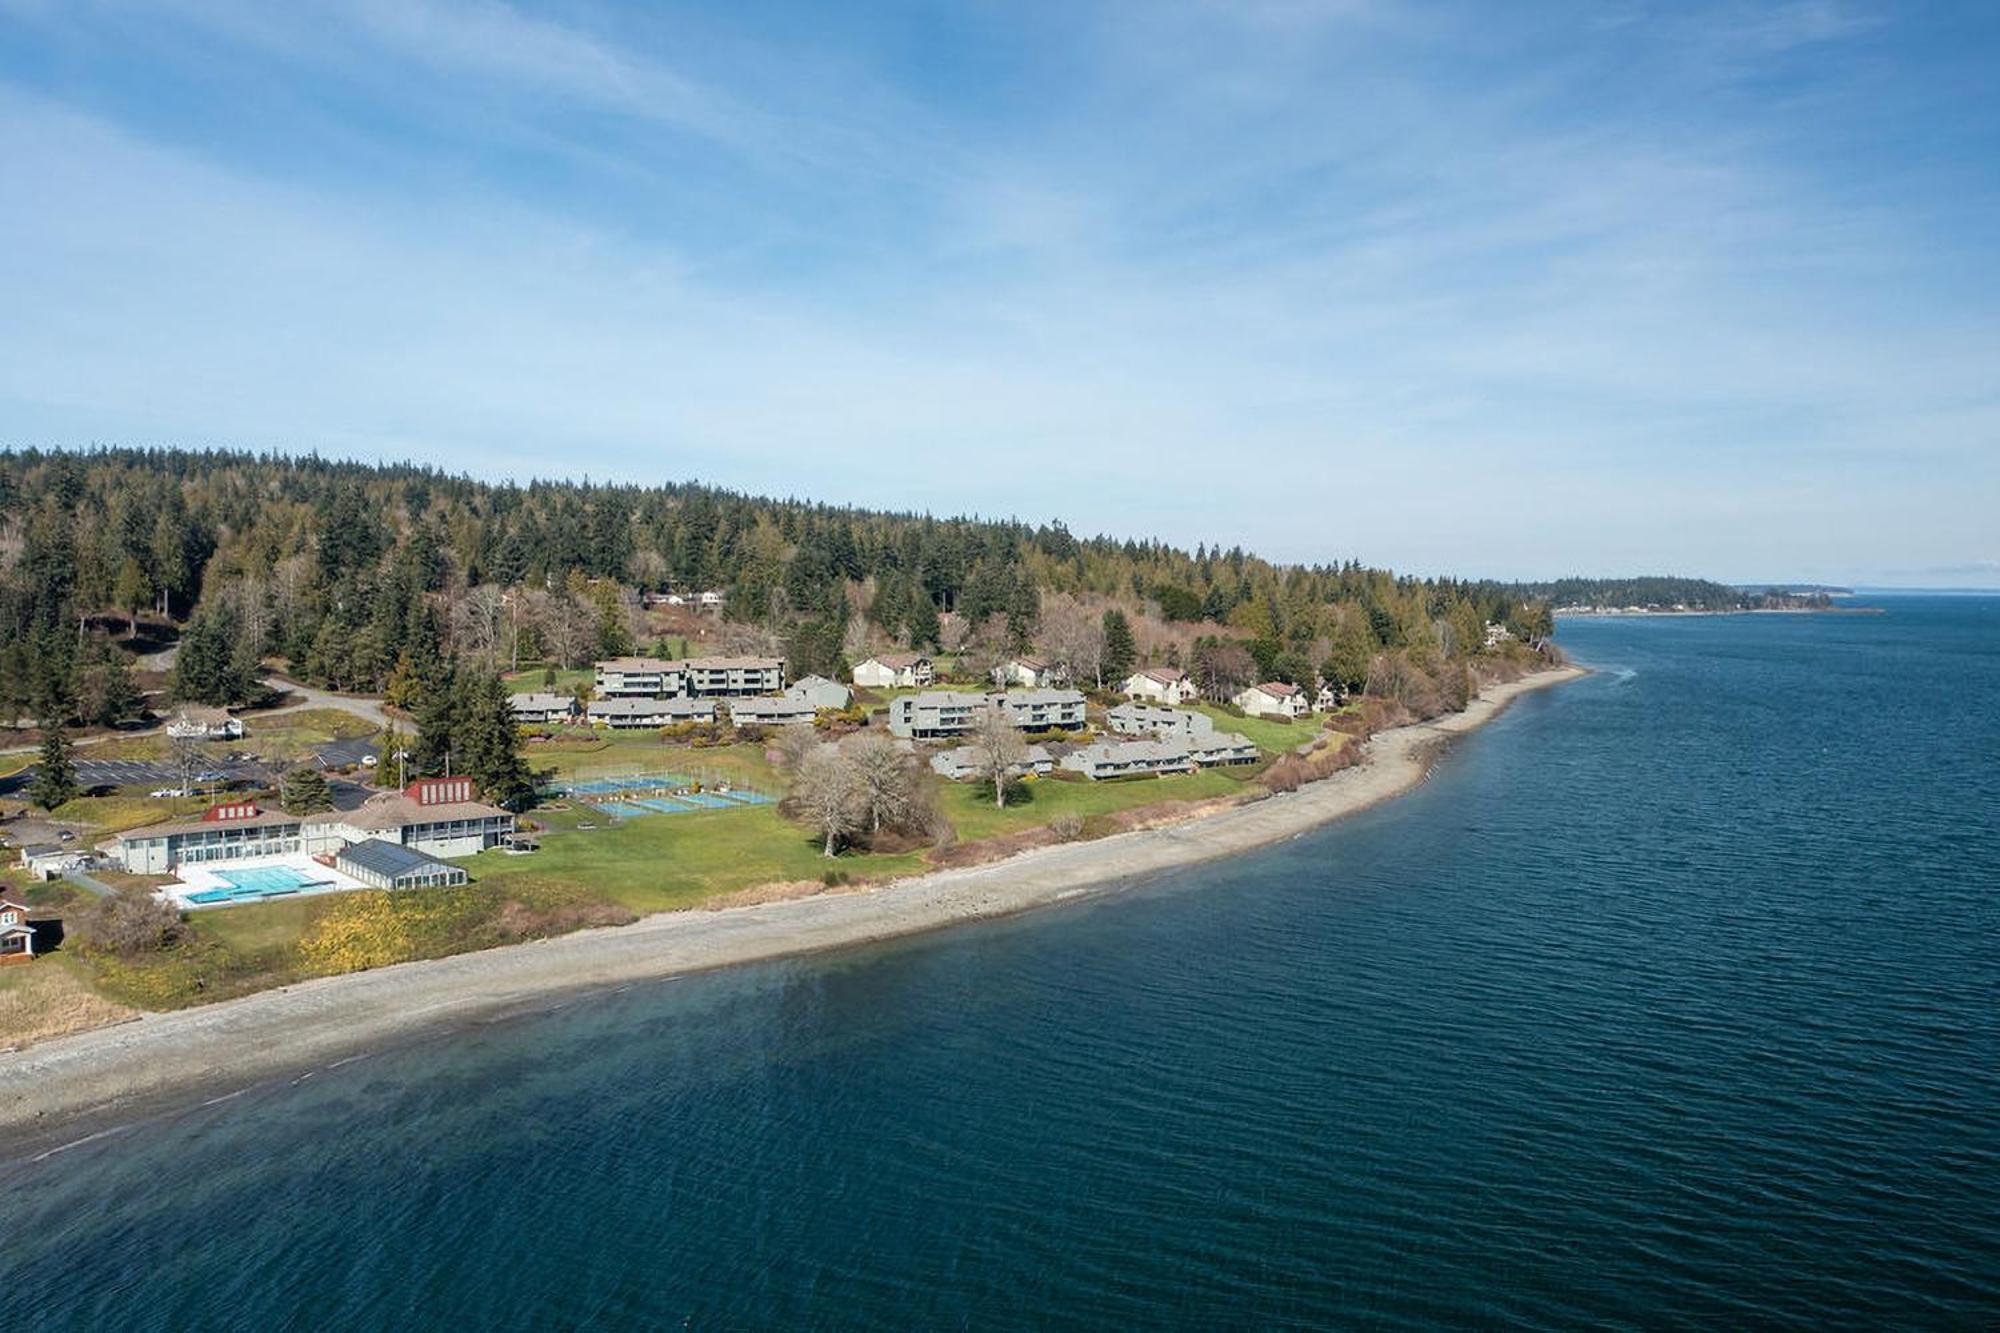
[4,597,1997,1328]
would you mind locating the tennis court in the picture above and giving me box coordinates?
[549,770,776,823]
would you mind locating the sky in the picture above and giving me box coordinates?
[1,1,1996,586]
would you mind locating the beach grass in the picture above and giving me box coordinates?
[0,954,138,1048]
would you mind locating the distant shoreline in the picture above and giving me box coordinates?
[0,667,1586,1158]
[1554,606,1884,618]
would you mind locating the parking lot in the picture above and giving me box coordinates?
[69,758,268,788]
[2,760,377,812]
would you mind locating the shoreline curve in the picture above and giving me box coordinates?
[0,666,1585,1153]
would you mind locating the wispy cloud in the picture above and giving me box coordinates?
[0,0,1994,580]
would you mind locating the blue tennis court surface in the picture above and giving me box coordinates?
[597,802,653,819]
[549,771,775,821]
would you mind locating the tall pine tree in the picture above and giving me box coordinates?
[28,722,79,812]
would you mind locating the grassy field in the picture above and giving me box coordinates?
[0,953,138,1047]
[468,805,929,913]
[52,792,212,832]
[503,665,596,695]
[19,692,1309,1028]
[941,769,1253,842]
[526,736,781,792]
[1188,704,1326,755]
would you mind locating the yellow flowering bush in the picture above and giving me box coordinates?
[298,892,410,974]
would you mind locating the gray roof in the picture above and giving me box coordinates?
[336,838,453,880]
[588,697,712,717]
[1008,688,1086,707]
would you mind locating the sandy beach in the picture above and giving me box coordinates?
[0,666,1584,1148]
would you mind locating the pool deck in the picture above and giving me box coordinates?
[164,854,370,910]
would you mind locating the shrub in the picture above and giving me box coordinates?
[73,889,186,958]
[1260,756,1307,793]
[1050,813,1086,842]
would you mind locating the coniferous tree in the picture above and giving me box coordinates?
[455,667,534,809]
[282,766,333,815]
[28,722,79,812]
[1101,609,1135,685]
[412,664,460,777]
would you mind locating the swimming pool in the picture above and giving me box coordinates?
[186,866,335,905]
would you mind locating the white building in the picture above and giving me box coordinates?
[17,843,92,881]
[0,898,34,965]
[302,778,516,862]
[165,704,243,741]
[851,653,933,689]
[110,779,517,874]
[1123,667,1197,706]
[1233,681,1308,719]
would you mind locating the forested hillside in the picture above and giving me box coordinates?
[1518,576,1835,612]
[0,448,1556,728]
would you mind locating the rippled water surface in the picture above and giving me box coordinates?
[4,597,1997,1328]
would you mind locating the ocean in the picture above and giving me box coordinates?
[3,596,1996,1328]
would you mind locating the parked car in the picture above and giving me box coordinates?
[149,787,191,799]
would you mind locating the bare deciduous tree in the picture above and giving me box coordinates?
[844,732,914,834]
[1040,594,1105,688]
[1193,639,1257,701]
[790,743,862,857]
[522,587,590,669]
[452,584,507,664]
[771,722,822,772]
[966,705,1027,809]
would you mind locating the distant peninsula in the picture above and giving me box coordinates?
[1516,576,1858,615]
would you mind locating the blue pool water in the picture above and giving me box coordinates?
[186,866,332,904]
[4,596,1995,1326]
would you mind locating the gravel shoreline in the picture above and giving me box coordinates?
[0,667,1584,1152]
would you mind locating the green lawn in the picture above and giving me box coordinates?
[1188,704,1326,755]
[196,896,325,955]
[466,805,928,914]
[941,768,1253,842]
[503,665,596,695]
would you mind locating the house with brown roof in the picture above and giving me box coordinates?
[1122,667,1197,706]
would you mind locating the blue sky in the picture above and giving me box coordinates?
[2,1,1996,585]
